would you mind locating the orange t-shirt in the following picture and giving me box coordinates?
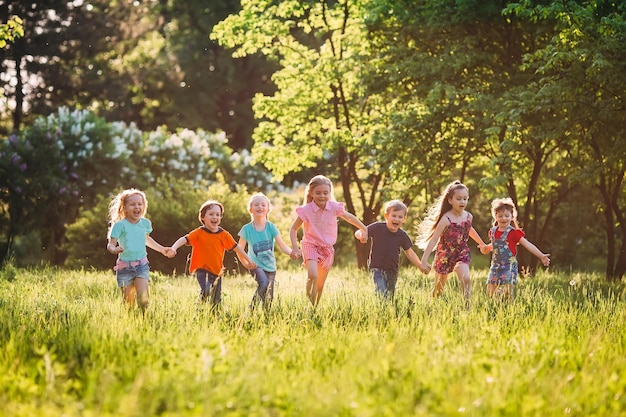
[186,227,237,275]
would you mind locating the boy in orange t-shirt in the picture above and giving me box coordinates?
[171,200,256,305]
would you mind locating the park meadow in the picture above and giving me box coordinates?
[0,266,625,417]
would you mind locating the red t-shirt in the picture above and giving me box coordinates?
[490,228,525,255]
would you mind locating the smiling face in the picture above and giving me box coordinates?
[123,193,146,223]
[494,207,514,230]
[447,187,469,214]
[200,204,223,232]
[249,195,270,219]
[384,208,407,232]
[310,184,332,209]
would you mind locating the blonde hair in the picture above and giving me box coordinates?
[303,175,335,204]
[384,199,408,215]
[416,180,469,249]
[198,200,224,225]
[247,192,271,220]
[108,188,148,224]
[491,197,520,229]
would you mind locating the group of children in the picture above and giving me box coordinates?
[106,177,550,312]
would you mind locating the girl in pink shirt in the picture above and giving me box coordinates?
[290,175,368,306]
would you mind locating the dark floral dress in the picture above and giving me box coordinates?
[434,214,472,274]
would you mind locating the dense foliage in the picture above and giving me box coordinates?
[0,108,281,268]
[0,1,624,278]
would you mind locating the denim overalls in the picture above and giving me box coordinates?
[487,226,518,286]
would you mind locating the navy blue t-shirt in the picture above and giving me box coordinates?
[366,222,414,272]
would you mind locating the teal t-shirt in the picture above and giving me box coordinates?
[238,221,279,272]
[110,218,152,262]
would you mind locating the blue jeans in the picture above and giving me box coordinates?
[250,268,276,308]
[195,269,221,304]
[371,268,398,299]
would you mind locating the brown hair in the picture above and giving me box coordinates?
[384,199,408,215]
[416,180,469,248]
[198,200,224,225]
[491,197,520,229]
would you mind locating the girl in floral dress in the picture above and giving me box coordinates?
[418,181,487,305]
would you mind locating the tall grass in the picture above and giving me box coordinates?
[0,266,624,416]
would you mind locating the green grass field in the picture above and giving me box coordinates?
[0,266,625,417]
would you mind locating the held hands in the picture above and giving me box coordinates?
[479,243,492,255]
[244,259,257,270]
[354,229,368,244]
[420,261,431,275]
[290,247,302,260]
[163,247,176,258]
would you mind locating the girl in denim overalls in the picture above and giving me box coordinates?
[481,198,550,299]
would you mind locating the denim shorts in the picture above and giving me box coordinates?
[116,261,150,287]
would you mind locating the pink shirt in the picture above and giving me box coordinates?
[296,201,345,247]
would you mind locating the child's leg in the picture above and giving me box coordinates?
[134,277,150,312]
[384,271,398,299]
[455,263,472,303]
[505,284,515,300]
[305,260,319,305]
[251,268,270,307]
[371,268,387,296]
[432,273,448,297]
[196,270,209,301]
[265,271,276,307]
[314,267,330,305]
[121,283,136,306]
[486,283,497,297]
[208,275,222,305]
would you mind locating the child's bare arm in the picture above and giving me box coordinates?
[146,235,169,256]
[289,217,303,258]
[340,212,368,242]
[234,245,257,270]
[107,237,124,255]
[404,248,422,269]
[275,234,293,257]
[520,238,550,266]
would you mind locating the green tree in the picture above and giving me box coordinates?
[0,15,22,47]
[0,1,125,132]
[212,0,429,267]
[505,1,626,279]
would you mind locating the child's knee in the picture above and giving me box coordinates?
[137,291,149,309]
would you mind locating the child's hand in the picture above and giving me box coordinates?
[290,248,301,260]
[164,247,176,258]
[479,244,492,255]
[356,229,368,244]
[109,245,124,255]
[420,262,431,275]
[540,253,550,267]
